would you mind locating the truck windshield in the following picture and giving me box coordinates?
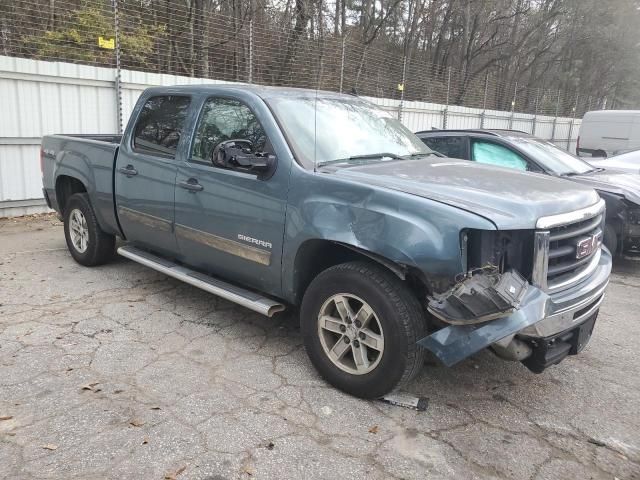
[266,96,433,169]
[508,136,595,175]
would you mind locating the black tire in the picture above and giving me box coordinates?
[603,224,618,256]
[63,193,115,266]
[300,261,426,399]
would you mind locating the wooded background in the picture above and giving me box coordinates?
[1,0,639,116]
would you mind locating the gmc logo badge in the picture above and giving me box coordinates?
[576,232,602,260]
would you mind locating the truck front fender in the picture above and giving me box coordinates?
[281,172,496,303]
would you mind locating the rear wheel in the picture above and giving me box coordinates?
[63,193,115,266]
[300,261,426,399]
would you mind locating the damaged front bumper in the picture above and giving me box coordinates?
[418,248,612,370]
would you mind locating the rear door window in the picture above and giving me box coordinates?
[133,95,191,158]
[471,140,528,171]
[422,136,468,159]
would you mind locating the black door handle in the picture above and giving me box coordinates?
[178,178,204,192]
[118,165,138,177]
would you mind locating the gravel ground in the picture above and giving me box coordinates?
[1,214,639,480]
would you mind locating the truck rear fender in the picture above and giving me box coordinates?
[51,141,122,237]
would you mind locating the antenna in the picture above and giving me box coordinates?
[313,40,325,173]
[314,86,319,173]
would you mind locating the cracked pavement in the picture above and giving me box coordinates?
[1,214,639,480]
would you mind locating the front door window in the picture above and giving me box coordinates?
[472,141,528,171]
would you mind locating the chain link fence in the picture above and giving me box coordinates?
[1,0,591,215]
[0,0,598,130]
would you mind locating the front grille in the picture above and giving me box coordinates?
[532,201,605,292]
[547,213,603,282]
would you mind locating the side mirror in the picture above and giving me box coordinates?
[211,140,277,180]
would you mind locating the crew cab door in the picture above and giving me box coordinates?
[174,95,290,297]
[115,94,191,256]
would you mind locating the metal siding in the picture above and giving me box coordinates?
[0,55,583,217]
[0,145,41,200]
[0,78,20,137]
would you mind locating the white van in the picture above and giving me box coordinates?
[577,110,640,157]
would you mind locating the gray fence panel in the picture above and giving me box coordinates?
[0,56,582,217]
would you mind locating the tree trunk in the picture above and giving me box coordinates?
[278,0,311,84]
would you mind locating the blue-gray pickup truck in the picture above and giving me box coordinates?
[41,85,612,398]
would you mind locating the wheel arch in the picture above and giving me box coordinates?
[55,175,88,214]
[289,239,430,307]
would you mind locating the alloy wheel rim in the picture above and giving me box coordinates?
[317,293,385,375]
[69,208,89,253]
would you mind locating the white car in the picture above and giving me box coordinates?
[588,149,640,174]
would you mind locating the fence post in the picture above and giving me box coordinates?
[112,0,123,134]
[248,20,253,84]
[398,54,407,121]
[567,92,579,151]
[532,88,539,136]
[480,73,488,128]
[508,81,517,130]
[443,67,451,129]
[550,89,560,143]
[339,35,346,93]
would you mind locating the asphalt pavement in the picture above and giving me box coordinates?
[1,214,638,480]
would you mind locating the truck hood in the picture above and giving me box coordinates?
[566,170,640,206]
[326,159,600,230]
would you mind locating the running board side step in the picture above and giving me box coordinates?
[117,245,286,317]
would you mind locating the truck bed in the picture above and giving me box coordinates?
[41,134,122,236]
[57,134,123,144]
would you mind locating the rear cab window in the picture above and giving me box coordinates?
[422,136,468,159]
[133,95,191,158]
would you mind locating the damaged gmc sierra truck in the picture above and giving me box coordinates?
[42,85,612,398]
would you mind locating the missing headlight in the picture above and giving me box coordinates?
[465,229,535,280]
[428,266,528,325]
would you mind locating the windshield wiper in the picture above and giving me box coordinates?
[562,167,603,177]
[401,152,437,158]
[317,152,402,167]
[347,152,402,160]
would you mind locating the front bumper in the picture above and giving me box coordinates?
[521,311,598,373]
[418,248,612,368]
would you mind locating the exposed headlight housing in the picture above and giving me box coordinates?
[462,229,535,281]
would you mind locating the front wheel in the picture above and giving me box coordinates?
[63,193,115,266]
[300,261,426,399]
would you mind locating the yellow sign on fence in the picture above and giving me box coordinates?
[98,37,115,50]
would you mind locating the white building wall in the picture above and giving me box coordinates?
[0,55,582,217]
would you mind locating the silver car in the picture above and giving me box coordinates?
[589,149,640,174]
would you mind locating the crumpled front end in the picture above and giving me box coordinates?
[418,200,612,372]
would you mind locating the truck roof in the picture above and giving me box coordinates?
[143,83,356,101]
[415,129,532,138]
